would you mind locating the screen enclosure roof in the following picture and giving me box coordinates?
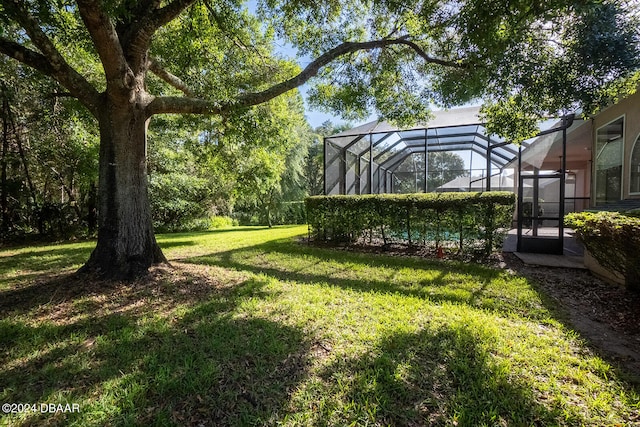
[325,106,527,171]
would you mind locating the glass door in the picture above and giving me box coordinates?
[517,169,565,254]
[516,117,570,255]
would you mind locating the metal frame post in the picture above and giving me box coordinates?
[559,115,567,251]
[368,132,373,194]
[486,138,492,191]
[323,136,327,195]
[340,147,347,194]
[517,145,523,252]
[423,128,428,193]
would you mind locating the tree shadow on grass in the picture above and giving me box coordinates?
[0,266,312,426]
[306,322,564,426]
[181,240,543,319]
[156,239,200,250]
[266,237,503,274]
[157,226,274,240]
[187,247,445,299]
[0,246,92,275]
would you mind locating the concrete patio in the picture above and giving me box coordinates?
[503,228,587,269]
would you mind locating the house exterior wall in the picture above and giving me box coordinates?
[591,89,640,203]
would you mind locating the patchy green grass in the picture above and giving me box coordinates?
[0,225,638,426]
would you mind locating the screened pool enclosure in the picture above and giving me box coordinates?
[324,107,523,195]
[323,107,582,255]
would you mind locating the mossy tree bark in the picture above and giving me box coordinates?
[79,94,166,279]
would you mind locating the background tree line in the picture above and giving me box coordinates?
[0,58,98,240]
[0,57,339,241]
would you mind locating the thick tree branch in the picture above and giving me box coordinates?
[0,8,100,115]
[0,38,55,76]
[394,37,467,68]
[76,0,130,86]
[235,39,467,108]
[147,0,198,32]
[123,0,197,67]
[146,96,222,116]
[1,1,66,68]
[148,59,195,96]
[147,38,467,117]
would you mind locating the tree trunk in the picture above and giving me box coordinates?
[79,98,166,280]
[1,94,8,236]
[87,183,97,235]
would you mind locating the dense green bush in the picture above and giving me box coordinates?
[565,211,640,291]
[306,192,515,257]
[209,215,238,229]
[155,216,238,233]
[149,172,210,231]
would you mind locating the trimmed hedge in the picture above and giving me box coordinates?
[305,192,515,257]
[565,211,640,291]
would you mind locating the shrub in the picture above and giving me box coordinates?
[305,192,515,258]
[565,211,640,291]
[626,209,640,218]
[154,216,238,233]
[209,216,237,229]
[149,173,210,231]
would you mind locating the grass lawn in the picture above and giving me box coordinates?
[0,225,638,426]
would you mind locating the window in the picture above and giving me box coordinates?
[631,134,640,194]
[595,117,624,205]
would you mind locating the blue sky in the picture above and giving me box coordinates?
[272,41,344,128]
[245,0,361,129]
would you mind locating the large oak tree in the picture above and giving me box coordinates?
[0,0,637,279]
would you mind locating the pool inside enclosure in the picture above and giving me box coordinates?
[323,108,586,255]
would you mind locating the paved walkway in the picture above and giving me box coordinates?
[503,228,587,269]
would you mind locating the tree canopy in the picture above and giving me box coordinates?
[263,0,639,137]
[2,1,637,129]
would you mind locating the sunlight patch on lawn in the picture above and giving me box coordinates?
[0,226,638,426]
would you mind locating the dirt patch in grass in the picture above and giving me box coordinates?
[501,253,640,382]
[0,262,248,324]
[300,237,503,263]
